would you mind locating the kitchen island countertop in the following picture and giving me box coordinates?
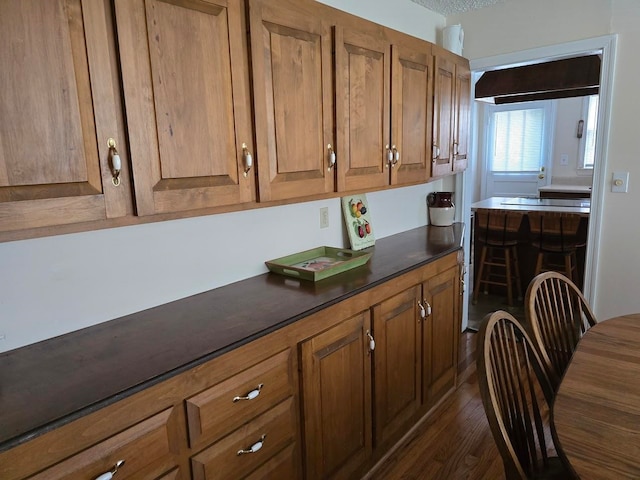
[471,196,590,216]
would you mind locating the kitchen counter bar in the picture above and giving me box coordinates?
[0,223,464,451]
[471,196,590,215]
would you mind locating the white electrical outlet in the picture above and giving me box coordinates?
[560,154,569,166]
[320,207,329,228]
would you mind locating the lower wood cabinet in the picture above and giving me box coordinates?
[422,266,460,408]
[1,251,461,480]
[372,285,422,447]
[299,252,462,478]
[299,310,373,480]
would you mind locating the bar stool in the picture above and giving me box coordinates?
[472,209,524,306]
[528,212,586,284]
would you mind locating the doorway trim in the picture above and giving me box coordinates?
[463,34,617,312]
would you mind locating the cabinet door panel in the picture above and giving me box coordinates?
[432,54,455,177]
[336,27,390,191]
[250,0,334,201]
[116,0,255,215]
[373,285,422,446]
[300,311,372,480]
[453,62,471,172]
[391,42,433,186]
[423,267,459,407]
[0,0,129,231]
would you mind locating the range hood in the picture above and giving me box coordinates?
[475,55,601,104]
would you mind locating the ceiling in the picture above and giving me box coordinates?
[409,0,505,16]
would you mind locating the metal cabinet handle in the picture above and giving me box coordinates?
[432,144,440,160]
[423,300,432,317]
[391,145,399,166]
[242,143,253,177]
[327,144,336,171]
[385,144,393,167]
[233,383,263,403]
[237,434,266,456]
[418,301,426,320]
[107,138,121,187]
[94,460,125,480]
[366,330,375,354]
[453,141,459,156]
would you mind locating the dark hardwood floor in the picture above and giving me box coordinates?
[365,330,506,480]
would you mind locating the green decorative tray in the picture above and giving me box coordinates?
[265,246,372,281]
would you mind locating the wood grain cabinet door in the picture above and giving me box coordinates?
[372,285,422,447]
[0,0,131,233]
[115,0,255,215]
[335,25,391,192]
[453,60,471,173]
[248,0,335,202]
[432,52,456,178]
[422,266,459,408]
[300,310,372,480]
[390,39,433,186]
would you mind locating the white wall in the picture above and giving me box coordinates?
[0,1,448,353]
[551,97,593,185]
[451,0,640,319]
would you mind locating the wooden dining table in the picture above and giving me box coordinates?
[553,313,640,479]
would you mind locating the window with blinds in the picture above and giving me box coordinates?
[488,103,550,173]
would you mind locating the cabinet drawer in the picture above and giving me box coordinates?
[186,348,293,448]
[28,408,179,479]
[191,397,297,480]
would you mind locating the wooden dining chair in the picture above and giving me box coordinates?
[476,310,577,480]
[525,271,598,390]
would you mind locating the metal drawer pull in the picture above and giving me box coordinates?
[237,434,266,456]
[94,460,125,480]
[233,383,264,403]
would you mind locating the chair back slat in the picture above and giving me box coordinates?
[528,212,585,251]
[475,208,524,246]
[477,311,571,479]
[525,272,598,391]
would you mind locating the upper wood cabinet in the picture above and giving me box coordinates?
[432,47,471,177]
[391,37,434,185]
[453,60,471,173]
[335,25,433,191]
[248,0,336,202]
[335,26,390,192]
[115,0,255,216]
[0,0,132,233]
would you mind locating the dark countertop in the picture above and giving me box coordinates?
[0,223,464,452]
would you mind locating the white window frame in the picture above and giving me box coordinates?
[578,95,598,171]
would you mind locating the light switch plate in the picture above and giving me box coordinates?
[612,171,629,193]
[560,154,569,166]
